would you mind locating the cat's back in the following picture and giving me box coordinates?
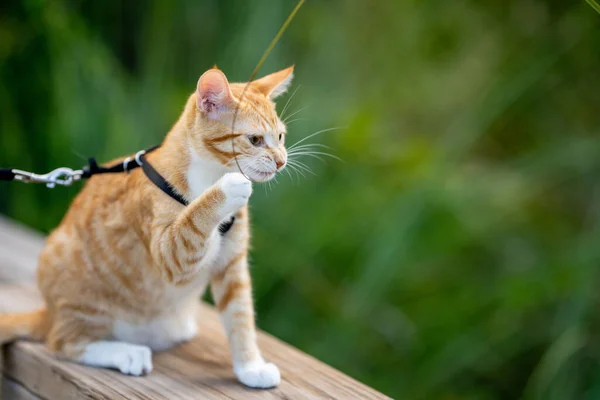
[60,163,150,240]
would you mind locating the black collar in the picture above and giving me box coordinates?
[139,153,188,206]
[138,152,235,236]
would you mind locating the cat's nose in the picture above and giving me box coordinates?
[276,160,285,170]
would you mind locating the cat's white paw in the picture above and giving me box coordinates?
[220,172,252,213]
[234,359,281,389]
[112,344,153,376]
[79,341,153,376]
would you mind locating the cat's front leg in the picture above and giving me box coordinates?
[150,172,252,285]
[211,256,280,389]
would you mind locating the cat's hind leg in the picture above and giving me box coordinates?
[46,309,153,376]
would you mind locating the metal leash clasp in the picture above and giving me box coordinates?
[12,167,84,188]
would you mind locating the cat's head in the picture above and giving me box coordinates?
[192,66,294,182]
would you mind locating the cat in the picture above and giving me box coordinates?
[0,66,294,389]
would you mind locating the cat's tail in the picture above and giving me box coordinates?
[0,308,49,344]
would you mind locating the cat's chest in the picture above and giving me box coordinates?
[186,149,226,200]
[187,175,214,201]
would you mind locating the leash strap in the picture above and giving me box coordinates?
[1,145,235,234]
[0,145,160,187]
[0,169,15,181]
[81,145,160,178]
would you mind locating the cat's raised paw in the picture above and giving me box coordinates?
[234,359,281,389]
[220,172,252,212]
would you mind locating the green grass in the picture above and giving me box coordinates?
[586,0,600,15]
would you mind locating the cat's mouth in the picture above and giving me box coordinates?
[245,167,277,182]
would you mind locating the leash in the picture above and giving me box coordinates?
[0,145,183,203]
[1,146,158,188]
[1,145,236,234]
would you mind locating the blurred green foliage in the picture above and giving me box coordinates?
[1,1,600,398]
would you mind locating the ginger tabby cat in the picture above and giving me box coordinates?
[0,66,294,389]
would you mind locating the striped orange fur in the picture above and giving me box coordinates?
[0,66,294,388]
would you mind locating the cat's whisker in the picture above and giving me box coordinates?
[288,151,343,162]
[286,163,306,179]
[282,117,305,125]
[288,158,311,168]
[283,106,308,124]
[290,153,326,163]
[287,159,316,176]
[284,168,292,179]
[287,143,332,152]
[290,164,313,178]
[288,127,344,150]
[287,148,334,158]
[291,142,332,148]
[281,164,296,183]
[279,85,301,120]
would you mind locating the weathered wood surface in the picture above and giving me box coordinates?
[2,377,42,400]
[0,216,389,399]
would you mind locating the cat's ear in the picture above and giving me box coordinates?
[251,66,294,100]
[196,68,236,119]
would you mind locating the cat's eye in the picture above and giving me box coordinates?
[248,135,264,147]
[279,133,283,141]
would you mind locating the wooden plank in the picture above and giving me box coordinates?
[0,216,389,399]
[2,377,43,400]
